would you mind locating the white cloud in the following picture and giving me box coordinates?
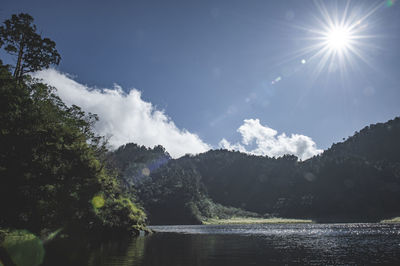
[218,138,246,153]
[219,119,322,160]
[33,69,211,158]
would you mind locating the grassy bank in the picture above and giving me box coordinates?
[380,217,400,223]
[0,228,45,266]
[202,217,314,225]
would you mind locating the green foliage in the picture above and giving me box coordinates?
[90,196,147,232]
[0,13,146,237]
[0,59,146,235]
[109,150,259,224]
[322,117,400,163]
[135,159,204,224]
[187,194,260,222]
[107,143,171,187]
[380,217,400,223]
[112,117,400,224]
[1,230,44,266]
[0,13,60,78]
[106,143,171,224]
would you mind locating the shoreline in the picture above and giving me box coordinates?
[202,217,314,225]
[380,217,400,223]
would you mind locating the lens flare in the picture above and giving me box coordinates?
[92,195,105,209]
[386,0,395,7]
[293,1,383,77]
[141,167,150,176]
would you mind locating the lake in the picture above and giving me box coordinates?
[42,223,400,265]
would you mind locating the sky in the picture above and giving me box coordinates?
[1,0,400,159]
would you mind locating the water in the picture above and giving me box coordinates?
[42,223,400,265]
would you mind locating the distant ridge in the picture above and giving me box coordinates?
[109,117,400,224]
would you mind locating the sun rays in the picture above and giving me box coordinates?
[297,0,384,78]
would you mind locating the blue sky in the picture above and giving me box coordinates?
[1,0,400,158]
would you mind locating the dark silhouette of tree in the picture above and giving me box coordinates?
[0,13,61,79]
[0,60,147,235]
[0,14,147,236]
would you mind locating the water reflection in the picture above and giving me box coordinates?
[42,236,146,266]
[87,237,145,266]
[1,230,44,266]
[42,223,400,265]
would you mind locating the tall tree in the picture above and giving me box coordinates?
[0,60,147,235]
[0,13,61,79]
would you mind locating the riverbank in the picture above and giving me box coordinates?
[202,217,314,225]
[380,217,400,223]
[0,228,45,266]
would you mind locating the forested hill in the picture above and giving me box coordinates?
[111,117,400,224]
[106,143,171,187]
[321,117,400,163]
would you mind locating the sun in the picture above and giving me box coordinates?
[296,1,382,76]
[325,26,352,50]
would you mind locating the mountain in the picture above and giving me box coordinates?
[109,117,400,224]
[322,117,400,163]
[107,143,171,188]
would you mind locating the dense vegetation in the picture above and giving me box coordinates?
[0,14,146,237]
[110,118,400,224]
[108,144,260,224]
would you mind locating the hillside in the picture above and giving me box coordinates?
[110,117,400,224]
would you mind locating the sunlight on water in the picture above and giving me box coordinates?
[150,223,400,237]
[42,223,400,266]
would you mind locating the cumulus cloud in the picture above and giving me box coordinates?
[33,69,211,158]
[219,119,322,160]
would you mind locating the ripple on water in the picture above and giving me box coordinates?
[43,223,400,265]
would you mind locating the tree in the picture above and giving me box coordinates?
[0,13,61,79]
[0,60,147,235]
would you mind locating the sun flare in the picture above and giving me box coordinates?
[297,1,383,76]
[325,26,352,50]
